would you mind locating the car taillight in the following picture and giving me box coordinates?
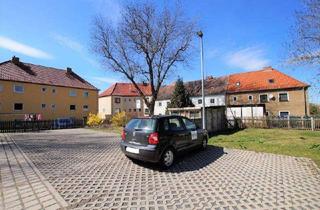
[121,130,126,140]
[148,132,159,145]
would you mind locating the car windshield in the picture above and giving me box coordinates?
[125,118,156,131]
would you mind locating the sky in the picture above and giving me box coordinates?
[0,0,319,103]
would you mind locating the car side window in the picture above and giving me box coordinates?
[182,118,197,130]
[160,118,170,132]
[169,117,185,131]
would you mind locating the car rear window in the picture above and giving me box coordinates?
[125,118,156,131]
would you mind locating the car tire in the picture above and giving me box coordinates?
[202,138,208,150]
[161,148,175,168]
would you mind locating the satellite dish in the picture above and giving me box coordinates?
[268,94,274,99]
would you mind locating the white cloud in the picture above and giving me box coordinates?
[0,36,52,59]
[225,46,270,70]
[92,76,120,84]
[52,33,84,53]
[52,33,100,68]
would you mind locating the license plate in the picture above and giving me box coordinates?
[126,147,139,154]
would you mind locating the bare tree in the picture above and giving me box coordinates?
[288,0,320,65]
[91,2,195,115]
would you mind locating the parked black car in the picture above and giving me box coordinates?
[120,115,208,167]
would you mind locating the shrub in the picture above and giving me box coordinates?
[111,111,130,127]
[87,113,104,127]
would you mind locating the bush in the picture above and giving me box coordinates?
[87,113,104,127]
[111,111,130,127]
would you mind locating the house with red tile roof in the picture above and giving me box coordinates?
[99,83,152,118]
[0,57,99,121]
[226,67,310,118]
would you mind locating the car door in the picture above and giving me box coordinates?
[168,117,189,151]
[182,117,200,147]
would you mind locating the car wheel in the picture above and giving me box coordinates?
[202,138,208,150]
[161,148,175,168]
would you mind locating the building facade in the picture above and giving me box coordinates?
[99,83,151,118]
[155,76,228,115]
[0,57,98,121]
[226,67,309,118]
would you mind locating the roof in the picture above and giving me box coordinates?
[158,76,228,100]
[227,67,309,93]
[0,57,98,90]
[99,83,152,97]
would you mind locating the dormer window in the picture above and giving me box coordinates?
[268,79,275,83]
[236,82,240,86]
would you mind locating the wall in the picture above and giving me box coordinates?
[154,94,226,115]
[0,80,98,121]
[98,96,112,118]
[226,107,264,119]
[227,88,309,117]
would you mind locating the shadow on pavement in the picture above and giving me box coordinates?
[132,145,226,173]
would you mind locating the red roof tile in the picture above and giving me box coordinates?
[99,83,152,97]
[0,58,98,90]
[227,67,309,93]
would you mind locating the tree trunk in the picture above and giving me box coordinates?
[148,100,155,116]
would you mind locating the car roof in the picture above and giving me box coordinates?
[131,115,183,120]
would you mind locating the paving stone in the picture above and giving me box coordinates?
[3,128,320,209]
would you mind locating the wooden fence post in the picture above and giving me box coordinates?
[311,117,314,131]
[287,116,290,129]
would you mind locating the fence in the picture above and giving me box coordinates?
[0,119,85,133]
[229,117,320,131]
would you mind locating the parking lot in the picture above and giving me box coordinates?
[1,129,320,209]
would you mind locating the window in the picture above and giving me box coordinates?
[138,108,142,112]
[41,104,46,109]
[83,105,89,111]
[279,93,289,102]
[233,96,237,102]
[169,118,185,131]
[144,108,149,115]
[52,104,56,109]
[182,118,197,130]
[69,90,77,97]
[210,98,215,104]
[279,111,289,118]
[129,109,132,112]
[125,118,156,131]
[115,108,121,113]
[0,84,3,92]
[70,105,76,110]
[14,103,23,111]
[115,98,121,103]
[161,119,170,131]
[14,85,24,93]
[133,108,136,112]
[129,99,131,102]
[198,99,202,104]
[248,95,253,101]
[268,79,275,83]
[259,94,268,103]
[41,87,47,92]
[52,88,56,93]
[159,102,162,106]
[83,91,89,97]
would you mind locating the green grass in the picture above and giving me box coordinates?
[209,128,320,167]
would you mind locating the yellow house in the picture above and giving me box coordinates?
[0,57,99,121]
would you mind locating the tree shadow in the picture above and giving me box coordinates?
[208,128,244,138]
[131,145,226,173]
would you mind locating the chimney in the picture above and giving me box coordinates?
[66,67,72,74]
[12,56,20,65]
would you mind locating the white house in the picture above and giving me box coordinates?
[154,76,228,115]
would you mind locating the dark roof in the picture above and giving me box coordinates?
[158,76,228,100]
[0,57,98,90]
[99,83,152,97]
[227,67,309,93]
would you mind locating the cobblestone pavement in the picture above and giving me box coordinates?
[4,129,320,209]
[0,133,68,210]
